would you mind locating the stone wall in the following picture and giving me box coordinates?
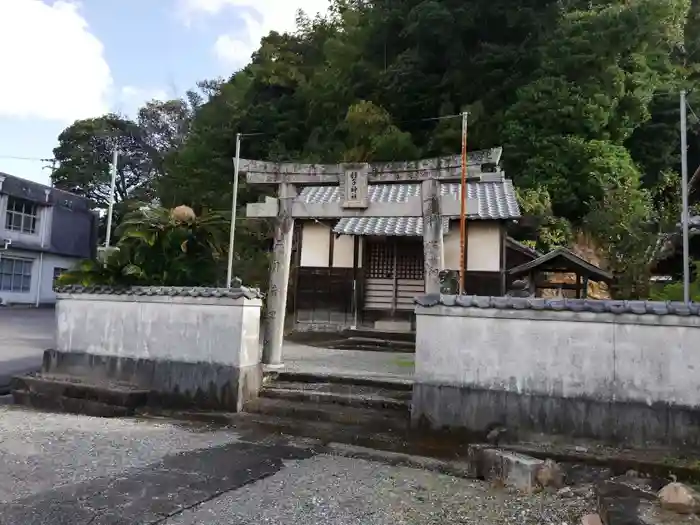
[413,295,700,446]
[50,285,263,411]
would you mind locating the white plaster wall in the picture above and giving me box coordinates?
[415,307,700,407]
[300,222,330,267]
[443,222,501,271]
[299,222,360,268]
[333,234,355,268]
[0,249,79,305]
[56,295,262,367]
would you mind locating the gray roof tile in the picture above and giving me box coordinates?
[299,180,519,237]
[54,283,263,299]
[414,294,700,316]
[440,180,520,220]
[334,216,449,237]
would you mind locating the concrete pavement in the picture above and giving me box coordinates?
[0,308,54,393]
[0,407,595,524]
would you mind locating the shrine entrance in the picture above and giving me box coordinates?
[241,148,505,366]
[364,237,424,314]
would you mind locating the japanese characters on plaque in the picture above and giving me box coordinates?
[342,167,369,209]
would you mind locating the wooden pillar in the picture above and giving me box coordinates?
[352,235,360,328]
[422,179,443,294]
[499,223,506,296]
[262,182,296,367]
[576,274,582,299]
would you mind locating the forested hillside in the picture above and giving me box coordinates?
[51,0,700,297]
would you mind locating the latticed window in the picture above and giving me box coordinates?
[0,257,32,292]
[6,197,38,234]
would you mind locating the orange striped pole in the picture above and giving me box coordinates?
[459,112,468,295]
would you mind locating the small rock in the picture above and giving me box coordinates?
[557,487,574,498]
[580,514,603,525]
[571,484,594,498]
[574,446,588,453]
[537,459,565,489]
[658,482,700,514]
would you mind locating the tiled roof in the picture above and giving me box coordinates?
[440,181,520,220]
[299,180,520,237]
[334,216,450,236]
[414,294,700,316]
[54,283,263,299]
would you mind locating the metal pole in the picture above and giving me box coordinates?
[226,132,242,288]
[458,111,468,295]
[105,148,118,247]
[681,90,691,304]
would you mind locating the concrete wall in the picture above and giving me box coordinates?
[0,248,79,306]
[51,290,263,411]
[443,222,501,272]
[299,222,361,268]
[413,298,700,446]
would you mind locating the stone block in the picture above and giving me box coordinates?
[478,448,544,492]
[374,319,412,332]
[580,514,603,525]
[658,482,700,514]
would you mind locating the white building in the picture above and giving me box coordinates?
[0,172,97,306]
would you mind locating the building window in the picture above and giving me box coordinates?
[0,257,32,293]
[53,267,68,285]
[6,197,38,234]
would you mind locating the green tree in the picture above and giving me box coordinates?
[503,0,689,222]
[51,114,158,209]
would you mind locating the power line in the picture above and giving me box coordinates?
[0,154,52,162]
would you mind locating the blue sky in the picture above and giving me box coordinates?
[0,0,330,184]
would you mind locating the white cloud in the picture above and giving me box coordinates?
[179,0,332,68]
[116,86,171,117]
[0,0,113,122]
[120,86,170,105]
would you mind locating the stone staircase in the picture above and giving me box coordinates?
[286,329,415,353]
[245,371,413,432]
[10,373,150,418]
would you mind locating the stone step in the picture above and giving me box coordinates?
[12,389,134,418]
[244,397,410,431]
[11,373,149,409]
[342,328,415,343]
[260,381,411,411]
[265,371,414,392]
[325,337,415,353]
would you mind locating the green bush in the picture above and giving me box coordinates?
[58,204,229,287]
[649,262,700,302]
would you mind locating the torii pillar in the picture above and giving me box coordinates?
[262,182,295,367]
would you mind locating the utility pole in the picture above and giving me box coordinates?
[458,111,468,295]
[681,90,691,303]
[226,132,242,288]
[105,148,119,247]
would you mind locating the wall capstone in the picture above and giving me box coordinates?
[414,294,700,316]
[55,280,263,300]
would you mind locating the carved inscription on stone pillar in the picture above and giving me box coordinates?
[422,179,444,295]
[342,165,369,209]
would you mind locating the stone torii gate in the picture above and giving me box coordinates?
[242,148,503,366]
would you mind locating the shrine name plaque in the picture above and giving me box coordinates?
[342,166,369,209]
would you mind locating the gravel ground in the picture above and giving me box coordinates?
[166,455,595,525]
[0,407,241,503]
